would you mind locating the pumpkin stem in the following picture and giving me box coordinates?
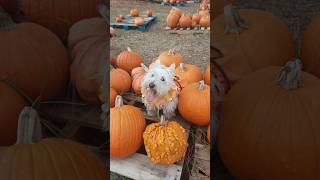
[160,115,168,126]
[141,63,149,72]
[127,47,132,52]
[16,107,43,144]
[0,7,15,30]
[168,48,176,55]
[115,95,124,107]
[179,63,185,72]
[277,59,302,90]
[223,4,248,34]
[198,80,205,90]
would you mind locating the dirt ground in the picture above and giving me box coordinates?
[110,0,210,70]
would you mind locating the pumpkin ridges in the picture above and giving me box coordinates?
[110,68,132,93]
[116,47,143,73]
[174,63,202,88]
[159,49,183,67]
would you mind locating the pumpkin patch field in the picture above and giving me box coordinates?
[110,0,210,179]
[213,0,320,179]
[0,1,108,179]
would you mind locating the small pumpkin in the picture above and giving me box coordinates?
[131,65,147,94]
[199,10,209,18]
[218,59,320,179]
[116,47,143,73]
[110,96,146,158]
[170,7,182,17]
[159,49,183,67]
[143,116,188,164]
[192,13,201,24]
[119,14,125,19]
[213,5,295,85]
[110,87,117,108]
[110,68,132,93]
[199,15,210,27]
[204,64,210,85]
[147,9,153,17]
[116,17,123,22]
[130,8,139,17]
[174,63,202,88]
[134,17,145,25]
[178,80,210,126]
[170,0,176,3]
[167,12,180,28]
[179,14,192,28]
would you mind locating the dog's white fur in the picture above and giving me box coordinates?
[141,59,178,119]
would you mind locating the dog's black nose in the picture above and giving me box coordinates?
[149,82,155,88]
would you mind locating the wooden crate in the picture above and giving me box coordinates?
[110,92,193,180]
[190,127,210,180]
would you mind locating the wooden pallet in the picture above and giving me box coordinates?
[161,2,186,7]
[110,16,157,32]
[165,26,210,31]
[110,92,193,180]
[190,128,210,180]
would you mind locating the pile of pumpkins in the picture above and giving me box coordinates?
[110,48,211,164]
[163,0,185,3]
[199,0,210,11]
[167,7,210,28]
[214,3,320,180]
[0,1,108,179]
[115,8,153,25]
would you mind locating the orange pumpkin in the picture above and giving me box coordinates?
[116,17,123,22]
[147,9,153,17]
[179,14,192,28]
[170,0,176,3]
[301,15,320,78]
[110,88,117,108]
[110,95,146,158]
[130,8,139,17]
[192,13,201,24]
[174,63,202,88]
[199,10,209,18]
[178,80,210,126]
[200,15,210,27]
[0,9,68,101]
[0,82,27,146]
[20,0,104,39]
[213,5,295,85]
[116,47,143,73]
[159,49,183,67]
[110,68,132,93]
[131,66,146,94]
[119,14,125,19]
[167,12,180,28]
[204,64,210,85]
[69,17,107,103]
[134,17,144,25]
[199,2,208,10]
[218,59,320,179]
[170,7,182,17]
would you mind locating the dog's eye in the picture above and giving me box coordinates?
[161,77,165,81]
[151,74,154,77]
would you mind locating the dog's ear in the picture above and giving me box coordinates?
[141,63,149,72]
[167,63,176,74]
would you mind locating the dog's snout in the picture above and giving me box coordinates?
[149,82,155,88]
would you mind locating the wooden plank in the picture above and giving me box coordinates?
[194,143,210,161]
[110,153,182,180]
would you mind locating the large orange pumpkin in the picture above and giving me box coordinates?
[110,96,146,158]
[130,8,139,17]
[69,17,107,103]
[213,5,295,85]
[174,63,202,88]
[110,88,117,108]
[170,7,181,17]
[20,0,104,39]
[301,15,320,78]
[167,12,180,28]
[218,59,320,179]
[204,64,210,85]
[0,9,68,101]
[116,47,143,73]
[199,15,210,27]
[110,68,132,93]
[0,82,27,146]
[178,80,210,126]
[158,49,183,67]
[0,138,108,179]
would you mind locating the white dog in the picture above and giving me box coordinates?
[141,59,180,119]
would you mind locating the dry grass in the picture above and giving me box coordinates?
[110,0,210,70]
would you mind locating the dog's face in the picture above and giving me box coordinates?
[142,59,176,100]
